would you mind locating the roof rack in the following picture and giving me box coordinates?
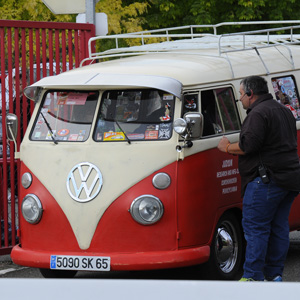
[218,24,300,75]
[80,21,300,76]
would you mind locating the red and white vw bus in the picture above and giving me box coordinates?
[7,22,300,279]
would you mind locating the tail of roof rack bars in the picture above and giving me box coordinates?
[81,20,300,76]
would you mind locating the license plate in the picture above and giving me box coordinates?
[50,255,110,271]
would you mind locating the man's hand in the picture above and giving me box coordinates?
[218,136,230,153]
[217,136,245,156]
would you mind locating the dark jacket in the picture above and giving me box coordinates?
[238,93,300,195]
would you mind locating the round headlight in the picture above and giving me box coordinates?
[173,118,187,135]
[21,194,43,224]
[21,172,32,189]
[130,195,164,225]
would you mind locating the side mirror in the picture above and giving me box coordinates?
[6,113,18,142]
[173,112,203,139]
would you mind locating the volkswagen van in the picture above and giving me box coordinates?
[7,22,300,279]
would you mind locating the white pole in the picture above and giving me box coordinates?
[85,0,96,25]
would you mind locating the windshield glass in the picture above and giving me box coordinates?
[94,89,175,142]
[30,90,98,142]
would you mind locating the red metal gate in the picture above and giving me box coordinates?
[0,20,95,254]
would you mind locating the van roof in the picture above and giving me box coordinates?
[27,22,300,96]
[77,44,300,84]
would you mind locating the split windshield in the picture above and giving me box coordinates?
[31,91,98,142]
[30,89,175,142]
[94,89,174,142]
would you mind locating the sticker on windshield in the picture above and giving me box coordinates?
[96,133,103,141]
[104,132,125,141]
[68,134,79,141]
[57,129,70,137]
[127,133,145,140]
[163,94,173,100]
[145,130,158,140]
[159,123,172,139]
[146,125,159,131]
[37,118,45,125]
[58,92,89,105]
[46,130,56,140]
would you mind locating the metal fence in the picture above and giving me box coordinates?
[0,20,95,254]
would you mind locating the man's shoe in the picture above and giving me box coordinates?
[271,276,282,282]
[239,277,256,282]
[265,275,283,282]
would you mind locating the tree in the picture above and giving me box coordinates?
[144,0,300,33]
[95,0,149,50]
[0,0,74,22]
[96,0,148,35]
[1,0,300,37]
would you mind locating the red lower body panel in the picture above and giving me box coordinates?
[11,245,210,271]
[11,244,210,271]
[15,162,212,271]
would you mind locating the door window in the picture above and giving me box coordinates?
[200,87,241,136]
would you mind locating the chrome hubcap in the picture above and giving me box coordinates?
[215,221,238,273]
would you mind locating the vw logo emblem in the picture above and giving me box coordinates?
[66,162,103,203]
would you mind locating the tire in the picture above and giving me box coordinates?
[39,268,77,279]
[204,212,244,280]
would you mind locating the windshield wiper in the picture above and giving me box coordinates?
[110,114,131,144]
[41,112,58,145]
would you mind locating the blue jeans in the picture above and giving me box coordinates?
[242,177,298,281]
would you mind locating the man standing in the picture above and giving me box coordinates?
[218,76,300,281]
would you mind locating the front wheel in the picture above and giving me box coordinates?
[39,268,77,278]
[204,212,244,280]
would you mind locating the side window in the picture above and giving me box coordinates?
[200,87,241,137]
[201,90,219,136]
[271,75,300,119]
[216,87,241,132]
